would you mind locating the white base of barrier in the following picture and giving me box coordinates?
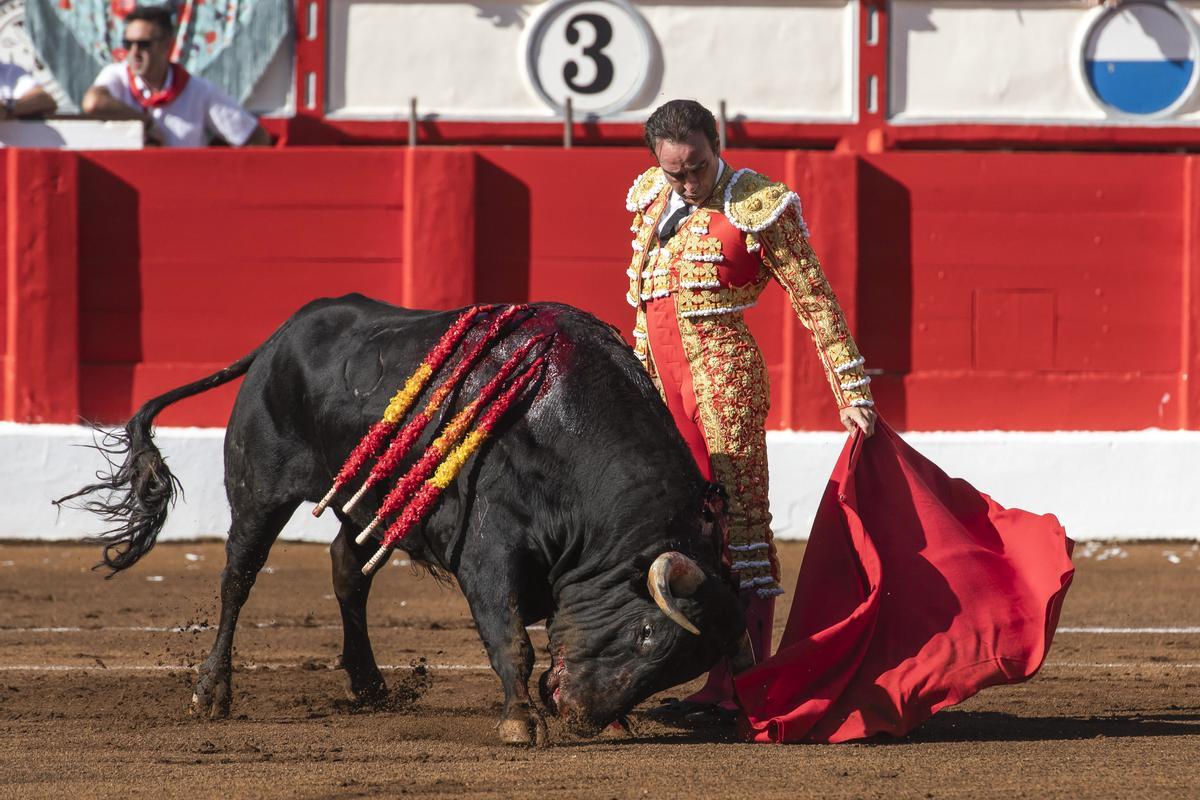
[5,422,1199,543]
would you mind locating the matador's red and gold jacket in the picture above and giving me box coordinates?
[623,163,872,596]
[625,163,873,411]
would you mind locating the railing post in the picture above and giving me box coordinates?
[563,97,573,149]
[409,97,418,147]
[719,99,728,149]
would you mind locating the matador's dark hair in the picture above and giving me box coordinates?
[643,99,720,156]
[124,5,176,37]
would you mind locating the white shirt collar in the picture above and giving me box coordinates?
[659,160,726,234]
[129,62,173,99]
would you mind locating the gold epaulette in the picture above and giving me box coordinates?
[625,167,666,213]
[723,168,802,234]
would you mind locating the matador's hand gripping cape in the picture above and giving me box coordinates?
[623,164,874,598]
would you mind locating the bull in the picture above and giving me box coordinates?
[62,295,750,745]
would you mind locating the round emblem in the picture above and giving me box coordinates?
[522,0,655,116]
[1079,0,1200,117]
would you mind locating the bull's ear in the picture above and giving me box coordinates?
[702,482,727,520]
[701,482,729,553]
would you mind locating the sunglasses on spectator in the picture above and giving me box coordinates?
[122,38,163,50]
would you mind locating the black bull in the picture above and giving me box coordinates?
[63,295,750,744]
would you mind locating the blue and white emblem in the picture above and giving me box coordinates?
[1081,0,1200,116]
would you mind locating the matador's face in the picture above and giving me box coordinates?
[653,131,721,206]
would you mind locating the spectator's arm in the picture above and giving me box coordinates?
[4,85,56,118]
[205,83,268,147]
[81,86,145,120]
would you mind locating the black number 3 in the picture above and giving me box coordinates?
[563,13,614,94]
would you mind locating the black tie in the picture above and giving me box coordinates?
[658,204,693,243]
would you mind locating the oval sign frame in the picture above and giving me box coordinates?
[1075,0,1200,120]
[522,0,655,116]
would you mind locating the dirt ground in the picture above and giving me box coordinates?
[0,539,1197,799]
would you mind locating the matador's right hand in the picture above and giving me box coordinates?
[840,406,877,437]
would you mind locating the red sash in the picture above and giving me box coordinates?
[126,63,190,109]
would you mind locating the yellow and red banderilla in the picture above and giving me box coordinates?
[314,303,525,515]
[359,337,549,575]
[339,304,532,515]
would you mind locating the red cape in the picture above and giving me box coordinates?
[735,420,1074,743]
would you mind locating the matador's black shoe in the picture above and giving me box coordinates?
[645,697,739,728]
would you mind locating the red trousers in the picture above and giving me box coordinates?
[645,295,774,704]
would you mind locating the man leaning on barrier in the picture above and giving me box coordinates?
[0,62,56,120]
[81,5,269,148]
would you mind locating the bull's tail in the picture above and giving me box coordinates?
[56,329,282,575]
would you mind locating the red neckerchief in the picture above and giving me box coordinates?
[126,62,190,109]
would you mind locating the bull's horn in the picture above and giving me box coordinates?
[647,552,704,635]
[729,632,755,674]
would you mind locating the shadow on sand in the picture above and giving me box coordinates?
[901,709,1200,744]
[584,709,1200,747]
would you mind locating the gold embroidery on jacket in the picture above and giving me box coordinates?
[678,313,780,592]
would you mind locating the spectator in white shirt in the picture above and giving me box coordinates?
[0,62,56,120]
[81,5,269,147]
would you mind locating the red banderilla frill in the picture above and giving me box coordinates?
[341,304,532,515]
[312,304,495,517]
[360,350,548,575]
[355,332,548,545]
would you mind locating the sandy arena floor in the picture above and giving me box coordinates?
[0,540,1197,799]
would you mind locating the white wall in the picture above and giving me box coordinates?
[0,119,142,149]
[891,0,1200,124]
[325,0,856,121]
[12,423,1199,544]
[245,35,296,115]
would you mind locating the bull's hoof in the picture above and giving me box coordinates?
[600,716,635,739]
[498,713,549,747]
[498,717,533,745]
[340,669,389,706]
[190,662,232,720]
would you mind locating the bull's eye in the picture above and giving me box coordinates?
[640,623,653,645]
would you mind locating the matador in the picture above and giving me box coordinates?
[626,100,876,714]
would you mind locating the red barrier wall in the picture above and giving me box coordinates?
[3,146,1195,430]
[68,148,474,425]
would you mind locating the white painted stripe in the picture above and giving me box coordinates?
[1058,626,1200,634]
[0,662,519,672]
[1,661,1197,673]
[0,624,1191,636]
[1047,662,1200,669]
[0,623,548,634]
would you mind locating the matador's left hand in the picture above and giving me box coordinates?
[839,406,877,437]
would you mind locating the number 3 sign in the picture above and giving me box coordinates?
[523,0,656,116]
